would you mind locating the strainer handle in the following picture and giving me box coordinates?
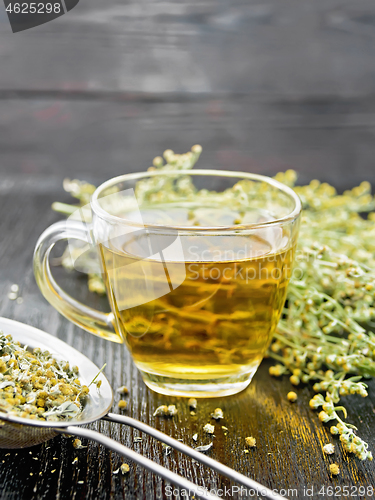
[56,426,221,500]
[33,220,121,343]
[106,413,286,500]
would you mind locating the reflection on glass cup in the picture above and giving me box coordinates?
[34,170,301,397]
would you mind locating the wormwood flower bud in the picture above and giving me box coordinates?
[330,426,339,435]
[322,402,334,412]
[191,144,202,154]
[309,399,318,409]
[163,149,174,160]
[320,381,329,391]
[290,375,300,386]
[350,443,357,453]
[269,365,285,377]
[309,394,325,410]
[359,387,368,397]
[287,392,298,402]
[271,342,282,353]
[152,156,163,167]
[318,411,331,423]
[339,433,350,444]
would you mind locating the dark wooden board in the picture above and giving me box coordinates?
[0,187,374,500]
[2,93,375,192]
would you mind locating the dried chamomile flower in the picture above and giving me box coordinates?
[188,398,197,410]
[203,423,215,435]
[167,405,178,416]
[323,444,335,455]
[153,404,178,417]
[0,331,89,421]
[72,439,86,450]
[195,443,213,452]
[116,386,129,395]
[329,463,340,476]
[287,392,298,402]
[245,436,256,448]
[153,405,168,417]
[162,443,172,456]
[120,464,130,474]
[118,400,127,410]
[211,408,224,420]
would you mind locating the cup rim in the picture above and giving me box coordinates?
[91,169,302,231]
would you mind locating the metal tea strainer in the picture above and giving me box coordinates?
[0,318,286,500]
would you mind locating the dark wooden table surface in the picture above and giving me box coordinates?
[1,1,375,499]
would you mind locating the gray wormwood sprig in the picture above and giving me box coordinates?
[52,149,375,461]
[309,394,372,461]
[268,173,375,461]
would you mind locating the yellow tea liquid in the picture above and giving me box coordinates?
[98,204,294,396]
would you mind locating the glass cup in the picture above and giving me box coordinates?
[34,170,301,397]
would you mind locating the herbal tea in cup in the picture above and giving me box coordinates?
[34,154,301,397]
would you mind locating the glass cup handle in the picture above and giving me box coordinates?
[33,220,122,343]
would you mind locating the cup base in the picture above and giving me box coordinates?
[139,368,257,398]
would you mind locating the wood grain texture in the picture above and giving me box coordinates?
[1,1,375,189]
[0,189,374,500]
[1,94,375,191]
